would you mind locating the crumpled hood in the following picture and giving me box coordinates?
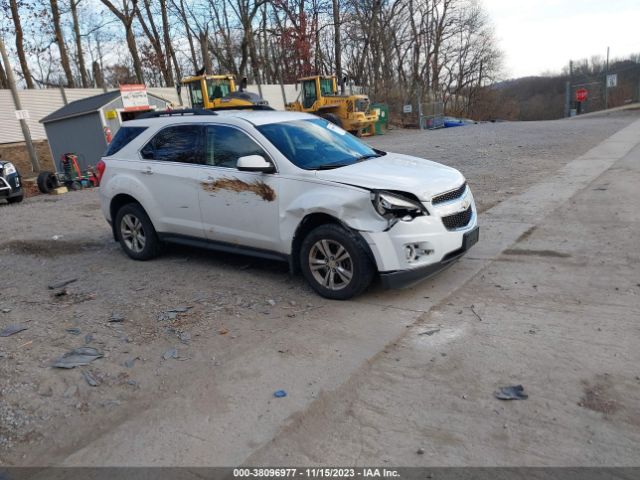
[315,152,465,201]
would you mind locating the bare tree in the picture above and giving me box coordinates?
[70,0,89,87]
[50,0,75,86]
[100,0,144,83]
[6,0,34,88]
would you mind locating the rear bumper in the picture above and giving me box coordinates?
[378,226,479,289]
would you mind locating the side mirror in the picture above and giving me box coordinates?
[237,155,275,173]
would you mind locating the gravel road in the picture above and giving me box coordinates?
[0,111,637,465]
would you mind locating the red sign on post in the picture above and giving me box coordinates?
[575,88,588,102]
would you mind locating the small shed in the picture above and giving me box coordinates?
[40,90,171,171]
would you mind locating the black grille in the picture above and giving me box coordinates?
[432,182,467,205]
[442,206,473,230]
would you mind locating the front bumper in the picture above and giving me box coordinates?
[0,174,22,199]
[359,187,479,288]
[379,226,479,288]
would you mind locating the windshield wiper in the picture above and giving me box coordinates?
[315,163,351,170]
[355,153,381,161]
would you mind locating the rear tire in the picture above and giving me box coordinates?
[322,113,343,128]
[300,223,375,300]
[37,171,57,193]
[114,203,161,261]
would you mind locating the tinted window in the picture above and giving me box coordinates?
[141,125,203,164]
[105,126,147,156]
[204,126,267,168]
[257,119,381,170]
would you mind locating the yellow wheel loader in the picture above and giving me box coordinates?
[285,75,378,136]
[181,74,269,110]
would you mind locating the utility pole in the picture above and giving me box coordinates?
[604,46,610,110]
[0,36,40,173]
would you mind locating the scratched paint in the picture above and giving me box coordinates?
[201,178,276,202]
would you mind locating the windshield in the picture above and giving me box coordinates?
[257,119,383,170]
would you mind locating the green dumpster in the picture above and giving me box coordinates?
[371,103,389,135]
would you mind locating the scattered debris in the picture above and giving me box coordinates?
[416,448,425,455]
[65,328,81,335]
[494,385,528,401]
[1,308,12,314]
[219,327,229,335]
[52,288,69,297]
[470,305,483,322]
[124,358,136,368]
[162,348,178,360]
[178,332,191,344]
[84,333,94,344]
[48,278,78,290]
[52,347,103,369]
[109,312,125,323]
[158,306,191,322]
[273,390,287,398]
[0,324,28,337]
[82,370,100,387]
[419,329,440,336]
[267,299,276,306]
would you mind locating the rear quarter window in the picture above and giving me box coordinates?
[105,126,147,156]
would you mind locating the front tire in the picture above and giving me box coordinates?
[114,203,161,260]
[300,224,375,300]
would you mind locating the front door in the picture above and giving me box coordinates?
[198,125,281,253]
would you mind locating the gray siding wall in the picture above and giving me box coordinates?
[44,112,107,171]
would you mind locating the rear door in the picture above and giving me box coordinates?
[198,124,281,252]
[138,124,206,238]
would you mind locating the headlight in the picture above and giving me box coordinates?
[371,191,427,219]
[4,162,17,175]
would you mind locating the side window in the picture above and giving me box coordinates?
[141,125,203,164]
[204,125,267,169]
[188,81,204,108]
[105,126,147,156]
[302,80,317,108]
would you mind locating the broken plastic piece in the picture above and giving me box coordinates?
[494,385,528,400]
[82,370,100,386]
[274,390,287,398]
[52,347,103,369]
[0,324,28,337]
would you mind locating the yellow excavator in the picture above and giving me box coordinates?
[181,74,269,110]
[286,75,378,136]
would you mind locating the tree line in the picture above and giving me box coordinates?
[0,0,501,117]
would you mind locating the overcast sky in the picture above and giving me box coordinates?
[480,0,640,78]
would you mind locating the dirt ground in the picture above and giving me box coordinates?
[0,112,638,466]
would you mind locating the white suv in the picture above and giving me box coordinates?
[97,109,478,299]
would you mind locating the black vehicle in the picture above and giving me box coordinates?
[0,157,24,204]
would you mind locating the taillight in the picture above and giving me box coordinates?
[96,160,106,182]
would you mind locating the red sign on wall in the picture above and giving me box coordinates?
[575,88,588,102]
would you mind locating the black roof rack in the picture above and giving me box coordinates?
[211,105,275,112]
[137,109,218,119]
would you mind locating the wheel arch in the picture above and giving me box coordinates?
[109,193,143,241]
[289,212,376,275]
